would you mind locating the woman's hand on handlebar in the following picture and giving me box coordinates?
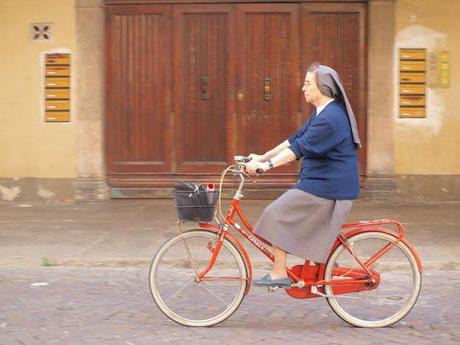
[248,153,266,162]
[245,160,268,176]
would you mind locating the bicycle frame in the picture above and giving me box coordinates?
[195,171,423,297]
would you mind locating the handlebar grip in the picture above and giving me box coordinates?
[234,155,252,163]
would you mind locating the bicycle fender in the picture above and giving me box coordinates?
[327,227,423,273]
[199,223,253,294]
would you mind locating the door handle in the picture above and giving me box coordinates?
[264,78,272,101]
[200,77,209,100]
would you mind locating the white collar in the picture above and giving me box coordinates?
[315,98,334,116]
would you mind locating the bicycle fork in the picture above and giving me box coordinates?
[195,225,228,281]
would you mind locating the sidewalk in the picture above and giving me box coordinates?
[0,199,459,269]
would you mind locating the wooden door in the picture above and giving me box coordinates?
[105,1,368,193]
[106,5,173,177]
[235,4,300,181]
[301,3,367,174]
[173,5,235,174]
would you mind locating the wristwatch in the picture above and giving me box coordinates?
[267,159,274,169]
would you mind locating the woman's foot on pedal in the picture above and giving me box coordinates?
[253,274,291,287]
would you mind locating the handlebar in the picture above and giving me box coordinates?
[215,155,263,206]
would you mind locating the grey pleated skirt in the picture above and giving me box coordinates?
[254,188,353,263]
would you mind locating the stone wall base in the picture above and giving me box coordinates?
[1,176,459,202]
[114,175,460,202]
[74,177,109,201]
[0,178,75,203]
[113,175,460,202]
[0,177,108,202]
[361,175,460,202]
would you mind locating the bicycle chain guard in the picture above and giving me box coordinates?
[285,263,322,299]
[285,262,381,299]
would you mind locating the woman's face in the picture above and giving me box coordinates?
[302,71,322,104]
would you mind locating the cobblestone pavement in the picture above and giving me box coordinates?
[1,267,458,345]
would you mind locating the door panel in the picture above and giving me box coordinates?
[106,5,172,174]
[302,3,367,174]
[236,4,300,174]
[174,5,235,173]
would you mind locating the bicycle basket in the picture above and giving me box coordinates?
[173,182,219,222]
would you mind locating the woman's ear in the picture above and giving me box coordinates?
[319,84,333,98]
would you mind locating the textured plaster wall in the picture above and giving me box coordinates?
[394,0,460,174]
[0,0,77,179]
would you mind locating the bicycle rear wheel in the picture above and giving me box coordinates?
[149,229,248,327]
[324,231,421,328]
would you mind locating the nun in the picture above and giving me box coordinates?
[245,62,361,287]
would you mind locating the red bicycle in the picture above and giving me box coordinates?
[149,156,422,327]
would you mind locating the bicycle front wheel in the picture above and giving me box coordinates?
[324,232,422,328]
[149,229,248,327]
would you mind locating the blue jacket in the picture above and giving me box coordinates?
[288,100,360,200]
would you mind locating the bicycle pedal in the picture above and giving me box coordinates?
[267,286,279,293]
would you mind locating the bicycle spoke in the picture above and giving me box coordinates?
[163,277,195,302]
[177,224,199,277]
[196,282,228,306]
[372,248,398,275]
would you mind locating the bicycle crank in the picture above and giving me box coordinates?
[267,286,280,293]
[268,283,302,292]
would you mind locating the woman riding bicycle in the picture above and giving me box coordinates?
[245,62,361,288]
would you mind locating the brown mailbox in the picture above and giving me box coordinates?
[45,100,70,110]
[44,53,70,122]
[400,84,425,95]
[399,107,425,118]
[400,61,425,72]
[400,96,425,107]
[45,77,70,88]
[46,54,70,65]
[400,49,426,60]
[45,65,70,77]
[45,89,69,99]
[45,112,71,122]
[400,72,425,83]
[399,49,426,118]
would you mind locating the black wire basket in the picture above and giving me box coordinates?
[173,182,219,222]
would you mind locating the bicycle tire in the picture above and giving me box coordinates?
[324,231,422,328]
[149,229,248,327]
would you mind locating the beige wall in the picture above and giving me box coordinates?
[0,0,77,178]
[394,0,460,174]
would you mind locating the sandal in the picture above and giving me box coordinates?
[252,274,291,287]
